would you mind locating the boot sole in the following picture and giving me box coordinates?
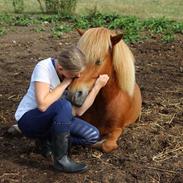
[53,165,88,173]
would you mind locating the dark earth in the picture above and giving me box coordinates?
[0,26,183,183]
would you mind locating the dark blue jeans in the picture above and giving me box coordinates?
[18,99,100,145]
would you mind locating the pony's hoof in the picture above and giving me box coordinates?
[102,141,118,153]
[91,139,106,150]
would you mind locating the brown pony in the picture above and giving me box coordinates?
[67,27,142,153]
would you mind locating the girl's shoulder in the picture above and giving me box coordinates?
[31,58,52,80]
[36,58,52,67]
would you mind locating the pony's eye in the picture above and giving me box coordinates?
[95,60,102,65]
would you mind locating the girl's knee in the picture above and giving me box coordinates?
[53,99,72,113]
[61,99,72,111]
[52,99,73,123]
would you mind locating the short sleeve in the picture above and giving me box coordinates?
[31,64,50,84]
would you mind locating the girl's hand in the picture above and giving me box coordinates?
[95,74,109,88]
[62,78,73,87]
[74,74,109,116]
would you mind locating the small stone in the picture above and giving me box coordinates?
[43,21,49,25]
[180,67,183,73]
[20,154,25,158]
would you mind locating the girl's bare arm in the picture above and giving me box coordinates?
[73,75,109,116]
[35,78,72,112]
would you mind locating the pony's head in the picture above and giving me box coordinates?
[67,27,135,106]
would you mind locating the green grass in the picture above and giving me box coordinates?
[0,13,182,43]
[0,0,183,21]
[77,0,183,21]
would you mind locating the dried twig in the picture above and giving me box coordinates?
[166,113,176,124]
[152,146,183,162]
[8,95,16,100]
[146,167,177,174]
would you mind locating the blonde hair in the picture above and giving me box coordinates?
[58,47,86,72]
[77,27,135,96]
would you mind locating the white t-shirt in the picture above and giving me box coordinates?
[15,58,60,121]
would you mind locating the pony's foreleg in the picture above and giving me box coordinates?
[101,127,123,153]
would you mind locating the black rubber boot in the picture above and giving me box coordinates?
[40,140,53,159]
[35,139,53,160]
[52,133,88,173]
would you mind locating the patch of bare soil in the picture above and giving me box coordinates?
[0,26,182,183]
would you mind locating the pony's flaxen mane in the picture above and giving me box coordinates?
[77,27,135,96]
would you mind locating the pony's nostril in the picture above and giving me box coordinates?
[76,91,83,98]
[70,89,89,106]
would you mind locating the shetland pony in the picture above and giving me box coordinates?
[68,27,142,152]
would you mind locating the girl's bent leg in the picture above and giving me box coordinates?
[18,99,88,172]
[70,117,100,145]
[18,99,73,138]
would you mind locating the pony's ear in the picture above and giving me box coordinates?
[76,28,85,36]
[110,34,123,46]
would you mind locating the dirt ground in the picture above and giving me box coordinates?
[0,26,182,183]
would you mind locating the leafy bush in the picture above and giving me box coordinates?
[0,14,14,25]
[75,16,90,29]
[143,18,174,33]
[52,24,73,37]
[44,0,77,15]
[12,15,33,26]
[12,0,24,13]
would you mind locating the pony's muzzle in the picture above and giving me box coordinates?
[67,89,89,107]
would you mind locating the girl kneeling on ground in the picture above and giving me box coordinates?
[15,47,109,173]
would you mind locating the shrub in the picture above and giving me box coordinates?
[12,0,24,13]
[44,0,77,15]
